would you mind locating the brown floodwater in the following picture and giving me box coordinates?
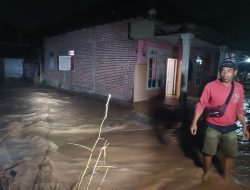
[0,82,249,190]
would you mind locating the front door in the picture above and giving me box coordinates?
[165,58,177,95]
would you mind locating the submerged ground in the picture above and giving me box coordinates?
[0,82,249,190]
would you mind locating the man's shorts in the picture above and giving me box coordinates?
[203,126,238,157]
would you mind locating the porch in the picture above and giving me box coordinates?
[131,19,233,110]
[133,96,198,121]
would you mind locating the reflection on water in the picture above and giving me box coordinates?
[234,96,250,186]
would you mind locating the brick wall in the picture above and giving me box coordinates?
[43,21,138,101]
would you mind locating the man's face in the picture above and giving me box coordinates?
[220,67,237,82]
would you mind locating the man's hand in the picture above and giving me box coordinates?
[236,113,249,141]
[190,123,198,135]
[190,112,202,136]
[243,127,250,141]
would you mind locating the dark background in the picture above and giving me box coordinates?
[1,0,250,51]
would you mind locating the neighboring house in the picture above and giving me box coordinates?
[43,21,137,101]
[0,56,39,81]
[0,58,24,79]
[42,19,239,104]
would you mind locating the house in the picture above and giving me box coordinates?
[0,58,25,81]
[42,18,240,109]
[0,46,40,82]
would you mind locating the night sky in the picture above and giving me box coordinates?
[1,0,250,51]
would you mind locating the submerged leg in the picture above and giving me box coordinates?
[223,157,234,182]
[202,154,213,181]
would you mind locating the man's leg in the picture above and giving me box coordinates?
[224,157,235,181]
[203,154,213,180]
[221,131,238,181]
[202,127,220,180]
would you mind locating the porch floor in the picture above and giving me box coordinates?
[133,96,197,121]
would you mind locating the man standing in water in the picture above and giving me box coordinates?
[190,60,249,181]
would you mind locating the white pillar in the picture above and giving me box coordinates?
[219,46,227,63]
[180,33,194,109]
[217,46,227,78]
[235,50,241,81]
[235,50,241,64]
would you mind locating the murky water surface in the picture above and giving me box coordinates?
[234,95,250,186]
[0,83,249,189]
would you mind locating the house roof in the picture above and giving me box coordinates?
[1,0,250,52]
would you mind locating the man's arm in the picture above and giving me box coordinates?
[190,112,203,135]
[236,84,249,141]
[237,113,250,141]
[190,84,210,135]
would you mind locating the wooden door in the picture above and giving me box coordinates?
[165,58,177,95]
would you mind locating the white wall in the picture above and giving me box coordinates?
[4,58,23,79]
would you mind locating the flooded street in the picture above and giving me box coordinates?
[0,83,249,190]
[234,95,250,187]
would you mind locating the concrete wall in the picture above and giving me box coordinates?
[23,62,37,79]
[134,64,165,101]
[43,21,138,101]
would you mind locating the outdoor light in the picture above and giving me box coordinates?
[196,55,202,65]
[148,8,157,20]
[68,50,75,56]
[246,58,250,62]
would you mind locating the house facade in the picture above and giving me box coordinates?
[43,21,137,101]
[42,19,231,104]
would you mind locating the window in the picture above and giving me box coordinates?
[59,56,71,71]
[58,50,75,71]
[147,48,167,89]
[195,55,203,86]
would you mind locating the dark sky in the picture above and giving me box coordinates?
[1,0,250,51]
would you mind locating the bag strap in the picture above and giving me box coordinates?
[225,81,234,105]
